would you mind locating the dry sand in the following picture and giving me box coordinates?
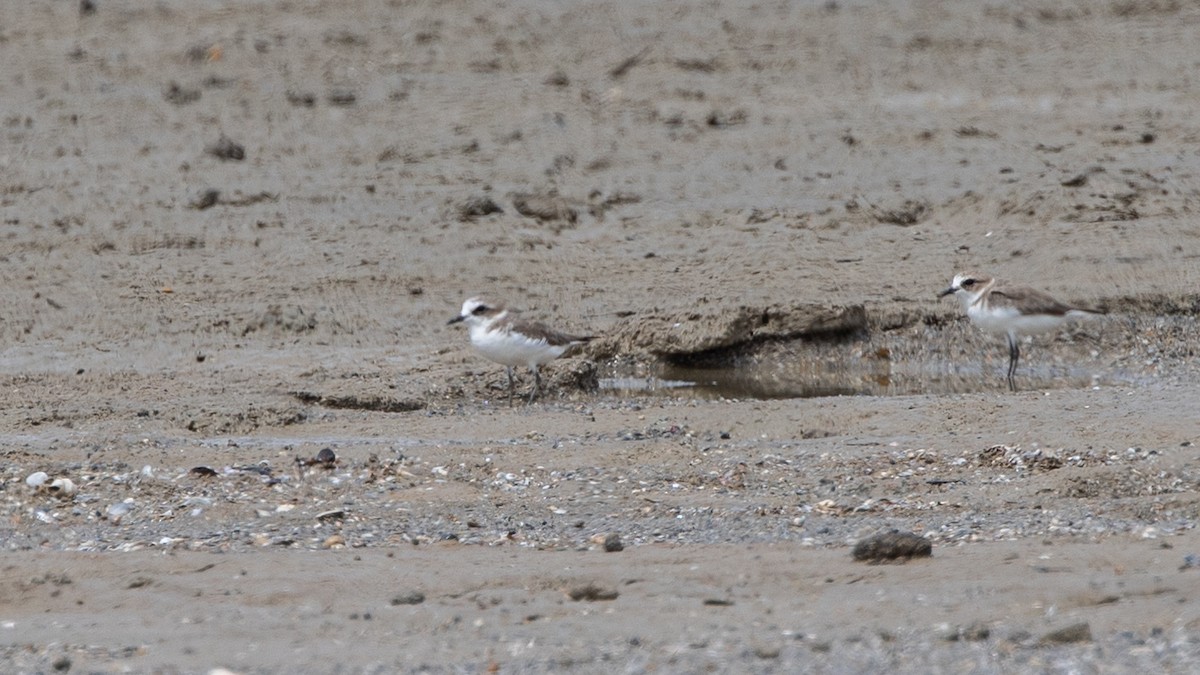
[3,0,1200,672]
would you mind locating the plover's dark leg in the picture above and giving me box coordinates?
[506,367,515,406]
[528,366,541,403]
[1006,334,1020,391]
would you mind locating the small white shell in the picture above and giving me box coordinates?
[25,472,49,488]
[47,478,77,497]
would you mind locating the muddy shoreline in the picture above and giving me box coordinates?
[4,1,1200,672]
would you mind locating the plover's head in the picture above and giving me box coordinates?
[447,297,506,327]
[938,272,992,304]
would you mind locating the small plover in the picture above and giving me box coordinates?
[448,297,594,403]
[939,272,1103,391]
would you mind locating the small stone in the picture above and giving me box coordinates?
[1040,622,1092,644]
[457,195,503,220]
[511,192,578,225]
[323,534,345,548]
[286,91,316,107]
[106,502,132,523]
[25,471,49,488]
[943,621,991,642]
[188,189,220,210]
[568,583,619,601]
[163,81,201,105]
[962,622,991,641]
[852,530,932,563]
[206,135,245,161]
[391,591,425,605]
[603,533,623,552]
[327,89,357,106]
[752,644,781,659]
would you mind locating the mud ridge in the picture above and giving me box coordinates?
[590,304,867,364]
[291,391,424,413]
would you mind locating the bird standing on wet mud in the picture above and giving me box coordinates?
[448,297,594,404]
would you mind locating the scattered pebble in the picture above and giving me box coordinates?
[188,189,221,210]
[391,591,425,606]
[751,644,781,659]
[1040,622,1092,645]
[106,502,132,523]
[568,583,618,601]
[511,192,579,225]
[286,90,316,107]
[942,622,990,642]
[457,195,503,220]
[316,447,336,466]
[326,90,357,106]
[163,81,200,105]
[297,447,337,469]
[206,135,245,161]
[852,531,932,563]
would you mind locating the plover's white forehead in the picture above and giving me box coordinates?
[460,296,504,318]
[460,297,484,314]
[952,272,991,288]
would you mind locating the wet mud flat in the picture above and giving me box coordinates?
[2,542,1198,673]
[6,0,1200,672]
[3,311,1200,672]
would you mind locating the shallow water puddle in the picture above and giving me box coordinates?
[599,361,1108,399]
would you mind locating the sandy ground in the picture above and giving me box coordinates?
[3,0,1200,672]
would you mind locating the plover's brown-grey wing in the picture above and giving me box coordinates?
[508,319,593,346]
[990,285,1079,316]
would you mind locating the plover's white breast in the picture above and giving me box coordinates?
[469,323,568,369]
[1003,312,1071,337]
[968,303,1065,337]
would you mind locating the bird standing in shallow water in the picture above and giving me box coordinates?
[939,273,1104,391]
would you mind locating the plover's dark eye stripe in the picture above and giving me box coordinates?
[962,278,976,287]
[472,305,489,314]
